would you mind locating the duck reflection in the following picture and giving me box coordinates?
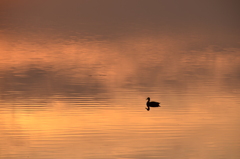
[146,97,160,111]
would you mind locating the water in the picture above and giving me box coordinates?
[1,1,240,159]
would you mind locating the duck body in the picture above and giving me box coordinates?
[146,97,160,111]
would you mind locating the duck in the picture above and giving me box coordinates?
[146,97,160,111]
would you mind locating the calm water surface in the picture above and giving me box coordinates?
[1,1,240,159]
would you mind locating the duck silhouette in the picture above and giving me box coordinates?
[146,97,160,111]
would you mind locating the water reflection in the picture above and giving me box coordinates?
[0,39,239,159]
[0,31,240,158]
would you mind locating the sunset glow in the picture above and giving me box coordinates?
[1,1,240,158]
